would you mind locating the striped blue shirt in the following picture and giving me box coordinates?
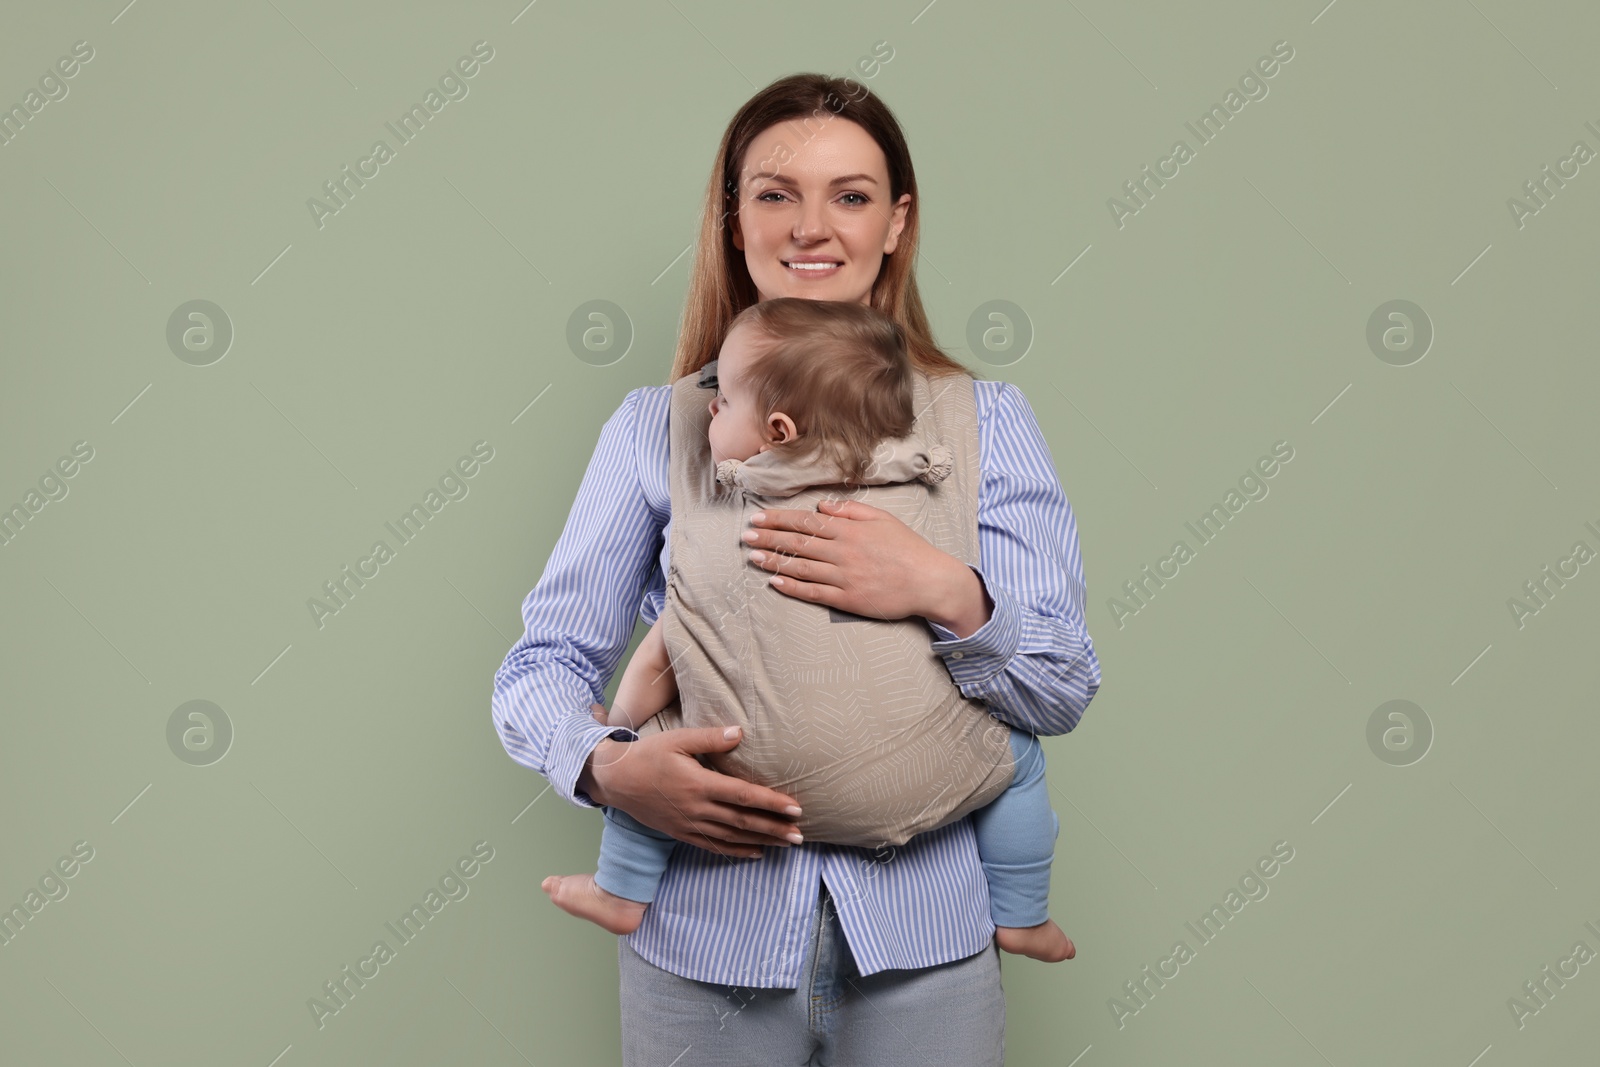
[491,377,1101,987]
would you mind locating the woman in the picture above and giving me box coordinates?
[492,72,1101,1065]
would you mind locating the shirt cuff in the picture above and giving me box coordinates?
[547,710,639,809]
[927,568,1022,690]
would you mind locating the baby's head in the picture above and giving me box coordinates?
[708,298,914,482]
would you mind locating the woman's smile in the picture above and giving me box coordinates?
[782,257,844,277]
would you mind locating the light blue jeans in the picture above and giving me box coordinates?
[617,880,1006,1066]
[598,728,1058,927]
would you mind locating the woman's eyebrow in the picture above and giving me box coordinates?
[746,172,879,188]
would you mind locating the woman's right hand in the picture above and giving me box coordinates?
[578,714,805,859]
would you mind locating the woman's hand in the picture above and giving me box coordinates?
[742,498,994,636]
[578,721,805,859]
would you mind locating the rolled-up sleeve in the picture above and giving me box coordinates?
[491,388,660,808]
[927,381,1102,736]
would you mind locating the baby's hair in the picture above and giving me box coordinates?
[727,298,914,483]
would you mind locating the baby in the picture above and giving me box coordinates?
[542,298,1074,962]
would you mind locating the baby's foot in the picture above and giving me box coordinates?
[541,873,647,935]
[995,919,1076,962]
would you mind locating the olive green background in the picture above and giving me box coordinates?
[3,0,1597,1064]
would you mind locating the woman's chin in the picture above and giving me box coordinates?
[759,275,860,305]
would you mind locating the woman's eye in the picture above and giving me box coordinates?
[755,190,867,205]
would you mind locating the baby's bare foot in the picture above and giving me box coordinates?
[995,919,1076,962]
[541,873,647,935]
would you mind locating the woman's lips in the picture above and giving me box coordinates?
[783,260,842,278]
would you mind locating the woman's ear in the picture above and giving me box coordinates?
[883,192,912,254]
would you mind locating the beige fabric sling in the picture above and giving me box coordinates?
[633,360,1015,848]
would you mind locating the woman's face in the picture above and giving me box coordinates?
[731,117,912,306]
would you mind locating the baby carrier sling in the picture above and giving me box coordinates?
[634,359,1016,848]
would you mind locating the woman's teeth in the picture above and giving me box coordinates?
[786,261,840,271]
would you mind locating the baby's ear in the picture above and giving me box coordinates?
[767,411,798,443]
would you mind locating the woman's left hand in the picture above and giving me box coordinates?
[742,498,992,635]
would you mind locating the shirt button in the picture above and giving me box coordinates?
[950,651,965,660]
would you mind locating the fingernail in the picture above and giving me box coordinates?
[787,831,804,844]
[785,806,803,816]
[741,530,758,542]
[751,512,766,523]
[749,550,766,563]
[723,726,740,739]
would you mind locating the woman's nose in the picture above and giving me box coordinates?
[708,397,719,416]
[794,201,829,240]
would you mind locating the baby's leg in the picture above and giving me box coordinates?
[542,807,676,935]
[969,727,1075,962]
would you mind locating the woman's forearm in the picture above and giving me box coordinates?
[489,388,664,809]
[921,556,994,639]
[576,738,617,806]
[925,381,1102,736]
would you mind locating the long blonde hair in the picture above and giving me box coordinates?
[668,73,971,384]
